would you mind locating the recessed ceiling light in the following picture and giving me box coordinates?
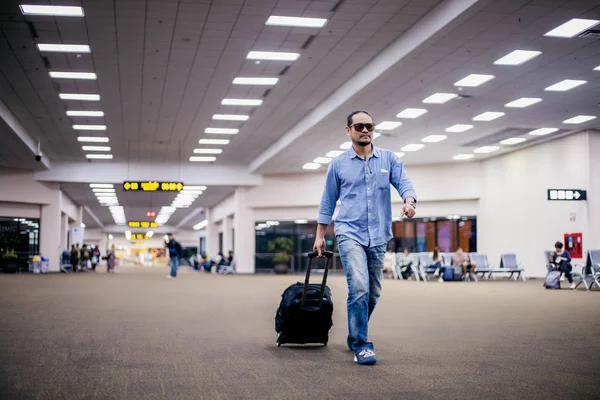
[66,110,104,117]
[294,219,308,224]
[302,163,322,170]
[86,154,113,159]
[89,183,114,188]
[373,132,381,139]
[394,152,405,158]
[204,128,239,134]
[183,186,207,191]
[528,128,558,136]
[453,74,495,87]
[494,50,541,65]
[266,15,328,28]
[376,121,402,130]
[189,156,217,162]
[396,108,427,119]
[504,97,542,108]
[73,124,106,130]
[421,135,447,143]
[544,79,587,91]
[49,71,96,80]
[193,148,223,154]
[325,150,343,158]
[314,157,331,164]
[20,4,84,16]
[212,114,249,121]
[37,44,90,53]
[401,144,425,152]
[82,146,111,151]
[339,142,352,150]
[445,124,473,133]
[562,115,597,124]
[594,65,600,71]
[59,93,100,101]
[422,93,458,104]
[500,137,527,145]
[246,51,300,61]
[199,139,230,145]
[77,136,109,143]
[92,188,115,192]
[233,77,278,85]
[221,99,263,106]
[473,111,505,121]
[544,18,600,38]
[473,146,499,154]
[453,154,474,160]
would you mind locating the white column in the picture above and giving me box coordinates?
[223,215,233,254]
[233,187,255,274]
[40,185,61,272]
[587,131,600,247]
[60,212,68,251]
[205,209,220,260]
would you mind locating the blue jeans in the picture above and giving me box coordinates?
[337,235,386,354]
[170,256,179,277]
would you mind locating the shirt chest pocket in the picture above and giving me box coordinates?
[377,171,390,190]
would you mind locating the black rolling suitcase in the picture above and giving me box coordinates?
[275,251,334,347]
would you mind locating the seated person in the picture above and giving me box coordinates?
[383,248,396,279]
[453,248,476,280]
[549,241,575,289]
[396,248,414,280]
[430,248,445,282]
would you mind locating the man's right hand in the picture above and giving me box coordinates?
[313,236,326,257]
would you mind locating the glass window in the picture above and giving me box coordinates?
[0,217,40,271]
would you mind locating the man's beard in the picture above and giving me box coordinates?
[355,139,371,147]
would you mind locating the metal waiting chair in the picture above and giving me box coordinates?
[467,253,492,281]
[416,252,438,282]
[489,253,526,281]
[395,253,419,281]
[584,249,600,290]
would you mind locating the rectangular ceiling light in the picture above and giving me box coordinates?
[189,156,217,162]
[325,150,344,158]
[396,108,427,119]
[86,154,113,159]
[59,93,100,101]
[473,111,505,121]
[401,144,425,152]
[373,132,381,139]
[544,18,600,38]
[453,154,474,160]
[422,93,458,104]
[266,16,327,28]
[73,124,106,130]
[204,128,239,134]
[394,152,405,158]
[49,71,96,80]
[193,148,223,154]
[233,77,278,85]
[500,137,527,145]
[199,138,230,145]
[183,186,207,191]
[544,79,587,91]
[339,141,352,150]
[421,135,447,143]
[38,44,90,53]
[376,121,402,130]
[594,65,600,71]
[454,74,495,87]
[529,127,558,136]
[473,146,499,154]
[302,163,322,170]
[504,97,542,108]
[77,136,109,142]
[313,157,331,164]
[221,99,263,106]
[92,188,115,192]
[90,183,113,188]
[66,110,104,117]
[445,124,473,133]
[246,51,300,61]
[82,146,111,151]
[494,50,541,65]
[563,115,597,124]
[20,5,84,16]
[212,114,249,121]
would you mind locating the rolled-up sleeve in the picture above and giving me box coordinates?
[391,154,417,201]
[317,161,340,225]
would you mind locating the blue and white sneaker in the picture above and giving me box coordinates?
[354,349,376,365]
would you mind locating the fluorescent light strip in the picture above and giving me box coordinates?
[394,152,405,158]
[37,44,90,53]
[422,93,458,104]
[494,50,541,66]
[445,124,473,133]
[86,154,113,159]
[189,156,217,162]
[528,128,558,136]
[454,74,495,87]
[199,139,230,145]
[82,146,111,151]
[221,99,263,106]
[246,51,300,61]
[500,138,526,145]
[325,151,343,158]
[77,136,109,143]
[212,114,249,121]
[183,186,207,191]
[376,121,402,130]
[73,125,106,130]
[504,97,542,108]
[67,110,104,117]
[90,184,114,188]
[594,65,600,71]
[59,93,100,101]
[563,115,597,124]
[473,146,499,154]
[373,132,381,139]
[396,108,427,119]
[453,154,474,160]
[92,188,115,192]
[233,77,278,85]
[473,111,505,121]
[421,135,447,143]
[302,163,321,170]
[340,142,352,150]
[401,144,425,152]
[193,148,223,154]
[20,5,84,16]
[265,15,327,28]
[49,71,96,80]
[544,79,587,92]
[544,18,599,38]
[313,157,331,164]
[204,128,239,134]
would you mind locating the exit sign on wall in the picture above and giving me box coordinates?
[547,189,587,201]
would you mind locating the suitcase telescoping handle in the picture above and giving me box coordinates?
[301,250,334,307]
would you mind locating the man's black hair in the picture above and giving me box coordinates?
[555,241,563,249]
[167,232,173,236]
[347,110,374,127]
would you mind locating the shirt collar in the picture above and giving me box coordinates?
[347,144,380,159]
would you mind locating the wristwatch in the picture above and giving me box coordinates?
[405,199,417,209]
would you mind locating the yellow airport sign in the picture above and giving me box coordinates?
[123,181,183,191]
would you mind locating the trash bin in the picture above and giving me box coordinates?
[41,257,49,274]
[32,255,41,274]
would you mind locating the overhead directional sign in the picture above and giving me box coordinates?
[128,221,159,228]
[547,189,587,201]
[123,181,183,192]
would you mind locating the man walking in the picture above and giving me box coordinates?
[314,110,417,365]
[165,233,182,279]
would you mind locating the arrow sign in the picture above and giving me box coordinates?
[574,191,580,199]
[548,189,586,201]
[124,182,131,190]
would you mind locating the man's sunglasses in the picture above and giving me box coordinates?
[349,123,375,132]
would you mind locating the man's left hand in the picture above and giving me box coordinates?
[402,204,416,218]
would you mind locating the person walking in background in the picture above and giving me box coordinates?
[70,244,79,273]
[314,110,417,365]
[165,233,182,279]
[105,245,116,273]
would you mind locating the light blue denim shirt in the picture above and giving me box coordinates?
[317,146,417,247]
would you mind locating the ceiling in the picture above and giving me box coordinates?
[1,0,599,228]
